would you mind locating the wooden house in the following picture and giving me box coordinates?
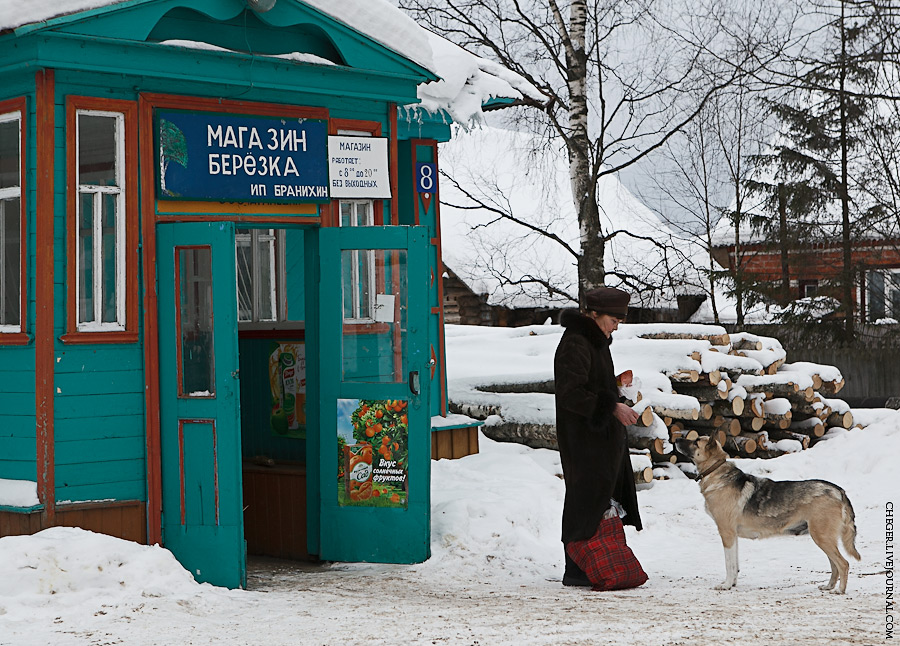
[711,237,900,322]
[0,0,516,588]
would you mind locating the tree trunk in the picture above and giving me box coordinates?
[838,0,855,342]
[558,0,603,304]
[778,182,791,305]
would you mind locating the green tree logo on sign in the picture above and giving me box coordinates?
[159,118,188,196]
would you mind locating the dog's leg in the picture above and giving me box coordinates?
[716,532,739,590]
[819,556,839,592]
[809,520,849,594]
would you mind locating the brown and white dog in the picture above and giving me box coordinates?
[675,437,860,593]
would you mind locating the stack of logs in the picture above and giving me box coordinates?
[627,330,856,486]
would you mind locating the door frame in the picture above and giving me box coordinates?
[305,225,431,563]
[139,92,327,547]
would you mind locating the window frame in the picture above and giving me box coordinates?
[799,279,819,300]
[339,199,377,323]
[63,96,138,344]
[235,227,285,325]
[328,119,390,333]
[866,267,900,322]
[0,98,27,344]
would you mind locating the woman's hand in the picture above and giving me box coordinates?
[613,402,639,426]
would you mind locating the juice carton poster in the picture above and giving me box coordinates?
[269,342,306,438]
[337,398,408,508]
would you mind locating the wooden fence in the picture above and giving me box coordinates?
[781,347,900,406]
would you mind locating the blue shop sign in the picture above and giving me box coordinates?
[156,110,329,203]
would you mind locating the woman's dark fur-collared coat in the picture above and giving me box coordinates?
[554,308,642,543]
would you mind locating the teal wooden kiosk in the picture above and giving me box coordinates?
[0,0,471,588]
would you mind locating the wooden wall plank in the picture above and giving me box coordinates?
[54,436,146,465]
[0,417,38,439]
[55,370,144,396]
[54,415,145,441]
[0,370,36,393]
[53,502,146,544]
[120,502,145,542]
[468,428,480,455]
[435,429,452,460]
[55,459,145,486]
[54,347,145,373]
[242,466,308,560]
[56,481,145,504]
[54,393,145,419]
[430,427,480,460]
[0,437,40,456]
[0,460,37,481]
[451,428,468,459]
[0,511,43,536]
[0,393,38,416]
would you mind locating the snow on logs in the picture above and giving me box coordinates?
[621,326,860,463]
[445,323,860,481]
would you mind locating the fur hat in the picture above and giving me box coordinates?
[584,286,629,318]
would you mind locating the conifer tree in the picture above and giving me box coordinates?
[746,0,891,340]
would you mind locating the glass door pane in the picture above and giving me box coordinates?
[177,246,216,397]
[341,249,406,383]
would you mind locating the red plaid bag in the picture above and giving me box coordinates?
[565,516,648,591]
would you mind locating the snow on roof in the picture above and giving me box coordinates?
[157,39,337,65]
[0,0,436,71]
[438,125,709,310]
[409,31,545,127]
[0,0,538,125]
[301,0,435,73]
[708,132,900,249]
[0,0,106,31]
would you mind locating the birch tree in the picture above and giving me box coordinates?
[401,0,786,307]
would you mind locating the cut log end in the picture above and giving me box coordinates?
[633,466,654,484]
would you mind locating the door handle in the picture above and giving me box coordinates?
[408,370,420,395]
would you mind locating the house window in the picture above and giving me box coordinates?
[76,110,125,330]
[866,269,900,322]
[66,97,137,343]
[800,280,818,299]
[236,228,283,323]
[0,108,22,335]
[340,200,375,322]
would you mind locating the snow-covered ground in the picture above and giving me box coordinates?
[1,324,897,645]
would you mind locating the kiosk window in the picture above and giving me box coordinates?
[0,110,21,333]
[236,228,283,323]
[340,200,374,322]
[76,110,125,330]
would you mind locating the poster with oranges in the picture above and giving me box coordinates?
[337,398,408,508]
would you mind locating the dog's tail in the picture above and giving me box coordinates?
[841,491,861,561]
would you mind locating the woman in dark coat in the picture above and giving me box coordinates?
[554,286,642,586]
